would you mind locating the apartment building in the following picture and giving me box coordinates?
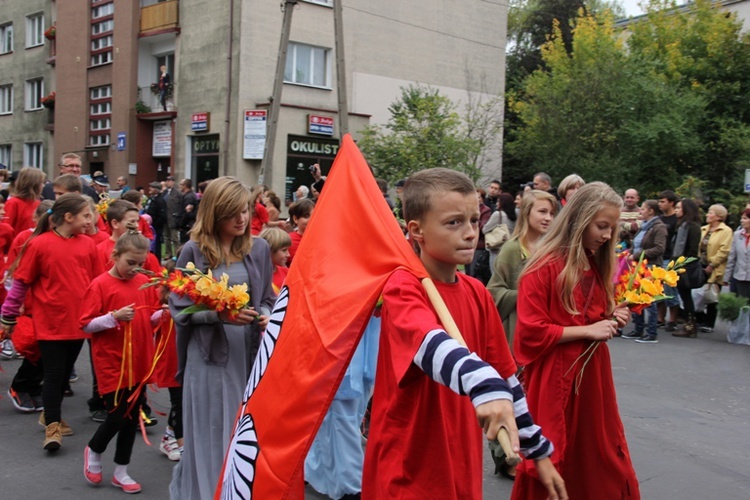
[2,0,506,196]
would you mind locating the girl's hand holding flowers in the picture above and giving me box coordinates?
[589,319,618,341]
[219,307,258,325]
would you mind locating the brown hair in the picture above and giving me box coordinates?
[402,168,475,223]
[121,190,143,206]
[288,198,315,224]
[106,199,138,225]
[12,167,46,200]
[113,228,150,257]
[53,174,83,194]
[260,227,292,253]
[513,190,558,249]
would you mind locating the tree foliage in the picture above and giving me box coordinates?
[358,84,483,183]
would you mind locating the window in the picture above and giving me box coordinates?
[92,19,113,35]
[23,142,43,168]
[92,2,114,19]
[90,117,111,131]
[156,53,175,77]
[91,35,113,51]
[0,84,12,114]
[26,14,44,48]
[0,23,13,54]
[90,85,112,100]
[25,78,43,110]
[284,42,330,88]
[0,145,10,167]
[91,50,112,66]
[90,100,111,115]
[89,134,110,147]
[303,0,333,6]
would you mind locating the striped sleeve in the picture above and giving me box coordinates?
[413,329,513,407]
[507,374,553,460]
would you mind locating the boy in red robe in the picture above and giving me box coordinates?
[361,169,566,499]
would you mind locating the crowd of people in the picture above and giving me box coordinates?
[0,153,746,499]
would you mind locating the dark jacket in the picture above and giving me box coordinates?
[144,192,167,231]
[165,187,183,229]
[180,190,198,230]
[633,217,668,266]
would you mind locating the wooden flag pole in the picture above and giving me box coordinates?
[421,277,521,466]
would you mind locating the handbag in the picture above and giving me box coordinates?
[485,224,510,250]
[679,260,705,290]
[703,283,719,305]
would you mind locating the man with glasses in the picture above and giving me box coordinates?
[42,153,97,200]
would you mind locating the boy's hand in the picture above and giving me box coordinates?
[534,457,568,500]
[475,399,519,454]
[613,301,631,328]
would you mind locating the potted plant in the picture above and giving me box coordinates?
[44,23,56,40]
[41,91,56,108]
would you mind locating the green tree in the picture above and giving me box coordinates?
[358,84,482,183]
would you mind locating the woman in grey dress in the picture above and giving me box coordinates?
[169,177,275,499]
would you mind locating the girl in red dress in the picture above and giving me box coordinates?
[512,182,640,499]
[1,194,103,451]
[80,230,159,493]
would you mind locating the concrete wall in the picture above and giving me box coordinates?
[0,0,53,173]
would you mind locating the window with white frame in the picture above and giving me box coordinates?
[91,35,113,51]
[0,145,11,167]
[25,78,43,110]
[91,50,112,66]
[90,117,111,131]
[284,43,330,88]
[92,2,114,20]
[0,84,12,114]
[89,134,110,147]
[26,14,44,48]
[303,0,333,6]
[90,85,112,100]
[0,23,13,54]
[90,100,112,115]
[23,142,43,168]
[92,19,113,35]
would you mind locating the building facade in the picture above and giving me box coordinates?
[3,0,507,197]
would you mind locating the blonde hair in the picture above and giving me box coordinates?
[13,167,46,200]
[708,204,727,221]
[191,176,253,269]
[260,227,292,253]
[557,174,585,199]
[513,190,558,250]
[522,182,622,315]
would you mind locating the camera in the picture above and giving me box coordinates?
[520,181,534,190]
[309,164,318,174]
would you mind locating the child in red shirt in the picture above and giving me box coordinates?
[259,227,291,294]
[4,167,44,236]
[287,199,314,267]
[98,200,161,273]
[80,230,160,493]
[362,169,565,499]
[1,194,103,451]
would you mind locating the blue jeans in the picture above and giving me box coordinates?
[632,302,658,337]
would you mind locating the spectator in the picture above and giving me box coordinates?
[657,190,680,331]
[619,188,641,240]
[723,208,750,301]
[485,179,502,212]
[696,204,732,333]
[42,153,98,200]
[672,199,704,338]
[163,176,183,259]
[178,178,198,244]
[532,172,559,201]
[116,176,130,194]
[466,188,492,285]
[144,182,167,261]
[295,185,309,201]
[557,174,585,206]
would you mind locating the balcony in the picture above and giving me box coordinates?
[140,0,179,37]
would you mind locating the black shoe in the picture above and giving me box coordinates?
[635,335,659,344]
[90,409,107,423]
[665,322,678,332]
[621,331,643,339]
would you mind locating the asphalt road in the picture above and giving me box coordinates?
[1,320,748,499]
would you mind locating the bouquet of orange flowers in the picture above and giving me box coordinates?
[141,262,250,320]
[615,254,693,313]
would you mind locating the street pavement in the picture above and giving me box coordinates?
[1,320,749,499]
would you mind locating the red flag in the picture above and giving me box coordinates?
[216,135,427,499]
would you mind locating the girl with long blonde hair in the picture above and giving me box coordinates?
[511,182,640,500]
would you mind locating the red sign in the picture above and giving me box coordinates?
[191,112,210,132]
[308,114,334,136]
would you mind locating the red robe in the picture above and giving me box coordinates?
[79,273,159,395]
[362,270,516,499]
[13,232,103,341]
[512,257,640,499]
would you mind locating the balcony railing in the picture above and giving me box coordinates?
[140,0,179,35]
[137,86,176,114]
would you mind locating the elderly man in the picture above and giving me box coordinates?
[532,172,560,200]
[163,175,183,259]
[619,188,642,239]
[42,153,98,200]
[116,176,130,193]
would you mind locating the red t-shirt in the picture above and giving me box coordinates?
[272,265,289,295]
[86,229,111,245]
[5,197,39,236]
[151,310,180,388]
[80,273,159,395]
[97,238,162,274]
[511,257,640,499]
[13,231,103,341]
[139,216,154,241]
[251,202,269,236]
[362,270,516,499]
[287,231,302,266]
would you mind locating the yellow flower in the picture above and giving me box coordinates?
[625,290,644,304]
[638,293,654,304]
[639,279,660,297]
[650,267,667,280]
[663,270,679,287]
[185,262,196,270]
[676,256,686,265]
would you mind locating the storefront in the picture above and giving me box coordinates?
[285,134,340,203]
[191,134,220,185]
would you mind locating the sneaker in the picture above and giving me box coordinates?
[69,368,79,383]
[90,409,108,423]
[30,394,44,412]
[112,476,142,494]
[142,412,158,427]
[39,414,74,436]
[159,435,181,461]
[64,385,74,397]
[0,339,15,359]
[635,335,659,344]
[43,422,63,451]
[699,326,713,333]
[621,331,643,339]
[665,322,678,333]
[7,388,36,413]
[84,446,103,485]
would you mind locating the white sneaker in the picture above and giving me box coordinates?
[159,435,181,461]
[1,339,15,359]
